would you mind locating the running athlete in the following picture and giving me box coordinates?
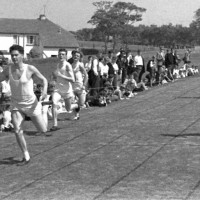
[71,51,88,120]
[0,45,48,165]
[50,49,78,130]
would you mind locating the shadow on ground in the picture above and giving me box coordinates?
[161,133,200,137]
[0,157,22,165]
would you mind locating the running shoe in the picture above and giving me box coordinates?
[50,126,60,131]
[17,158,30,166]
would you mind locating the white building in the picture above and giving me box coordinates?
[0,15,79,59]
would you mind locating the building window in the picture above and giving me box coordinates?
[13,35,18,44]
[27,36,36,45]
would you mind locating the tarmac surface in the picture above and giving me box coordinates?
[1,76,200,200]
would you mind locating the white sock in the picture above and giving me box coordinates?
[24,151,30,161]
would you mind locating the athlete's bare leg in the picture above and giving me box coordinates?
[31,114,47,133]
[51,91,61,128]
[73,91,86,120]
[12,110,30,162]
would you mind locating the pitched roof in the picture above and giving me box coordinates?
[0,17,79,48]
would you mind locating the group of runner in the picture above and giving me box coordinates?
[0,45,87,165]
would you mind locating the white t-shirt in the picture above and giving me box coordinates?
[55,60,73,94]
[100,64,109,76]
[112,63,119,74]
[92,59,99,76]
[1,80,11,95]
[134,55,143,66]
[3,110,12,128]
[84,62,91,72]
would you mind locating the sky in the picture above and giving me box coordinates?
[0,0,199,31]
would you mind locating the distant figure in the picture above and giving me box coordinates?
[156,46,165,85]
[146,55,157,87]
[133,49,145,83]
[165,48,175,81]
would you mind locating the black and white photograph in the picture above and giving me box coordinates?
[0,0,200,199]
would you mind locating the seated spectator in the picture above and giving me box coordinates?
[194,66,199,74]
[179,64,187,78]
[173,68,180,79]
[34,83,53,127]
[160,66,171,84]
[102,82,123,102]
[120,76,147,98]
[0,105,13,132]
[87,88,107,107]
[0,75,11,102]
[187,65,195,76]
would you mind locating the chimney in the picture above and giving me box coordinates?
[38,14,46,20]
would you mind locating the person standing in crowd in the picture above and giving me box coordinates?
[146,55,157,87]
[133,49,145,83]
[84,56,93,73]
[126,51,134,79]
[165,48,175,81]
[183,48,191,73]
[156,46,165,85]
[117,50,127,84]
[99,56,109,88]
[71,50,88,119]
[50,48,76,130]
[173,49,181,79]
[107,50,114,63]
[107,56,119,90]
[67,50,76,64]
[0,104,13,132]
[89,52,103,96]
[0,75,11,102]
[0,44,48,165]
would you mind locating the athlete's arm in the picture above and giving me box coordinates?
[80,63,88,87]
[57,63,75,83]
[29,65,48,100]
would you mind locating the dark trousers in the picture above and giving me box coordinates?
[121,69,127,84]
[156,65,163,84]
[135,65,143,83]
[166,65,174,80]
[90,75,100,96]
[112,74,118,90]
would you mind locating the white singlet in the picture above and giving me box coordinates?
[55,61,73,96]
[9,64,41,116]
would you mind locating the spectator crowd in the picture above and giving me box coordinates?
[0,46,199,133]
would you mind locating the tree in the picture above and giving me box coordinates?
[75,28,94,41]
[189,8,200,45]
[88,1,146,52]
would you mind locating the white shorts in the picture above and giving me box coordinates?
[12,100,42,117]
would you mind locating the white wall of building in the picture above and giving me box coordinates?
[0,34,74,59]
[0,34,14,52]
[0,34,35,58]
[43,48,72,59]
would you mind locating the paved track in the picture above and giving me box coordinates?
[1,76,200,200]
